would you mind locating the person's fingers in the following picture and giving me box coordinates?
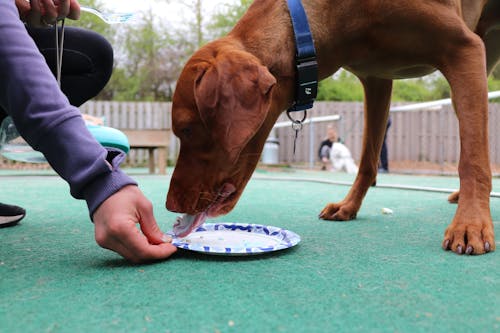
[119,236,178,264]
[16,0,32,21]
[93,185,178,263]
[39,0,58,23]
[26,0,59,26]
[27,0,79,25]
[67,0,80,20]
[136,201,168,245]
[95,219,177,263]
[122,244,178,264]
[54,0,70,19]
[120,218,177,262]
[26,0,43,27]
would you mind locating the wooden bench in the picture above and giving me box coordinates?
[121,129,170,175]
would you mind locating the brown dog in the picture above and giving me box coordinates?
[166,0,500,255]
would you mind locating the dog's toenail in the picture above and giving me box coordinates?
[456,245,463,254]
[485,242,491,252]
[465,246,473,255]
[442,239,450,250]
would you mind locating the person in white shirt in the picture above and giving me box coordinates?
[330,139,358,174]
[318,125,358,174]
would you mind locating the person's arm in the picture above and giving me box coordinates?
[1,1,176,262]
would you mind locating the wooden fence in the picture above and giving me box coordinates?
[80,101,172,166]
[275,102,500,167]
[80,101,500,167]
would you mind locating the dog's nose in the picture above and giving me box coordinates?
[166,187,184,213]
[219,183,236,197]
[166,187,203,214]
[166,195,181,213]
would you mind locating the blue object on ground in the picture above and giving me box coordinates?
[0,116,130,163]
[86,124,130,153]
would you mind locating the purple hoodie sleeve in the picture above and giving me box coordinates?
[0,1,137,216]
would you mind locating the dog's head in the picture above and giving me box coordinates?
[166,41,277,219]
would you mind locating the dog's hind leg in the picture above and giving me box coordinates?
[319,76,392,221]
[485,29,500,76]
[440,32,495,255]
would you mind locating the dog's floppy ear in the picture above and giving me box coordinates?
[194,51,276,163]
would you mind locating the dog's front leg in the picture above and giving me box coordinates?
[440,33,495,255]
[448,29,499,205]
[320,77,392,221]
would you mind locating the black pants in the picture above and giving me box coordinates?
[1,26,113,121]
[379,117,392,171]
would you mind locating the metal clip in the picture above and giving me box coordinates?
[287,109,307,155]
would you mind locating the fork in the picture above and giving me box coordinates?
[80,6,138,24]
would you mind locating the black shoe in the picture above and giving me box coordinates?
[0,203,26,228]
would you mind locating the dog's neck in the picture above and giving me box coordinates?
[227,0,321,117]
[229,1,296,76]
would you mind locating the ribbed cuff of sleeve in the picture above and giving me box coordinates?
[83,149,137,218]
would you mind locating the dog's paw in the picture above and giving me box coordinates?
[442,218,495,255]
[319,202,357,221]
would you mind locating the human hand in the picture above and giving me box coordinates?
[18,0,81,27]
[82,114,104,126]
[92,185,177,263]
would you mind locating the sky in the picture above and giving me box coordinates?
[99,0,236,24]
[102,0,182,22]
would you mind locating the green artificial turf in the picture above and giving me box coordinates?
[1,169,499,332]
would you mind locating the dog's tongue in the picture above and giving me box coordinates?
[173,183,236,237]
[173,212,207,237]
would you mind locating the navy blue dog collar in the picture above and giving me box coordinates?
[286,0,318,113]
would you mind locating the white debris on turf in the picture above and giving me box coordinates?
[381,207,394,215]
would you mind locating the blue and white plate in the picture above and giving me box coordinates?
[170,223,301,256]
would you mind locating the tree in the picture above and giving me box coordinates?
[65,0,257,101]
[109,9,186,101]
[65,1,500,103]
[207,0,252,39]
[316,71,364,101]
[68,1,194,101]
[157,0,205,48]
